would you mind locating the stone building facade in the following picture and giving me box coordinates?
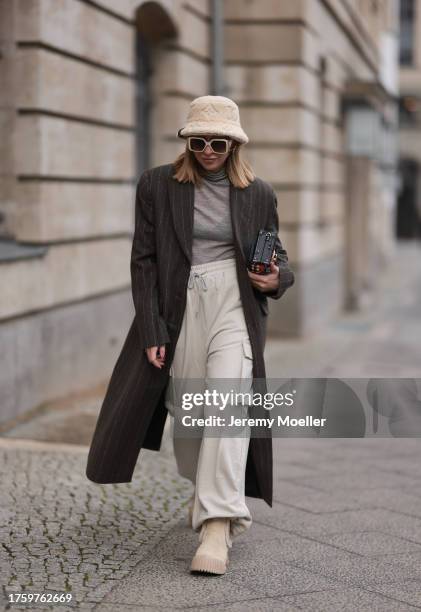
[0,0,399,423]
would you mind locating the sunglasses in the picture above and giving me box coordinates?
[187,136,231,154]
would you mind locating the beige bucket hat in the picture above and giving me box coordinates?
[177,95,249,144]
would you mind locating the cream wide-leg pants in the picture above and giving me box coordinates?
[165,257,253,545]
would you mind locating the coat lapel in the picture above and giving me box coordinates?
[230,181,252,264]
[167,173,195,264]
[167,172,252,265]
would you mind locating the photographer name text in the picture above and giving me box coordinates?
[181,415,327,428]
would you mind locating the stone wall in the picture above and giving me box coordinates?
[0,0,398,422]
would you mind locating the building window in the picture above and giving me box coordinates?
[399,96,421,127]
[399,0,415,65]
[396,158,421,239]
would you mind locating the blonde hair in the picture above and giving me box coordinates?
[172,141,255,189]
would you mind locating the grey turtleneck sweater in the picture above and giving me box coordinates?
[191,165,236,265]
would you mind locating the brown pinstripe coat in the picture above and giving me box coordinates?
[86,162,295,507]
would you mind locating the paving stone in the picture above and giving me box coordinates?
[234,530,348,563]
[281,586,417,611]
[365,579,421,608]
[287,470,421,493]
[272,483,383,513]
[99,557,258,608]
[188,598,301,611]
[0,439,192,608]
[221,539,342,597]
[315,530,421,556]
[252,503,421,543]
[286,547,421,587]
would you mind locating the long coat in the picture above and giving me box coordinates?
[86,163,295,507]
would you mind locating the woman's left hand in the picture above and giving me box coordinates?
[247,260,280,293]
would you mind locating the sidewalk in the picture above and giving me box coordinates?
[1,241,421,611]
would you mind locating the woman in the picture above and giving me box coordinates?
[85,95,295,576]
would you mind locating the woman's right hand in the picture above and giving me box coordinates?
[145,345,166,369]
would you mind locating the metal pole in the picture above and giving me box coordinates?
[211,0,224,95]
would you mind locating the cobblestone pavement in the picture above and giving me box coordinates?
[1,241,421,611]
[3,436,421,611]
[0,438,192,611]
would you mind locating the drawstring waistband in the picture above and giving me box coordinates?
[187,257,236,292]
[187,258,237,317]
[188,271,208,291]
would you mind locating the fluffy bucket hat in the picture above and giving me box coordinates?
[177,95,249,144]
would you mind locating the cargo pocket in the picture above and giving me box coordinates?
[242,337,253,361]
[165,364,175,417]
[239,337,254,401]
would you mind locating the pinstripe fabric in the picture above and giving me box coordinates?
[86,163,295,507]
[131,169,171,349]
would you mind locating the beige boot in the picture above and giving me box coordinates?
[190,518,232,575]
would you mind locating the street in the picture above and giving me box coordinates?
[2,241,421,611]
